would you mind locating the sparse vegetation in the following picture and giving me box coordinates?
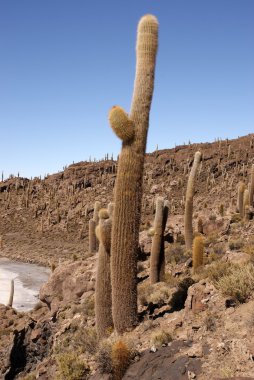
[55,352,90,380]
[150,330,172,348]
[217,263,254,303]
[165,243,186,264]
[228,238,244,250]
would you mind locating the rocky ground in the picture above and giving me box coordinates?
[1,134,254,379]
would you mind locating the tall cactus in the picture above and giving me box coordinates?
[150,197,169,284]
[95,208,113,339]
[237,182,245,218]
[7,279,14,307]
[108,15,158,333]
[184,151,202,251]
[88,201,101,254]
[243,188,250,220]
[249,164,254,207]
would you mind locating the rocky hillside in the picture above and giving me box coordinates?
[1,134,254,379]
[0,133,253,265]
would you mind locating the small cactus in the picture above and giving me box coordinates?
[89,201,101,254]
[7,279,14,307]
[192,235,204,273]
[184,151,202,250]
[150,197,169,284]
[197,218,203,234]
[111,340,131,380]
[237,182,245,218]
[243,188,250,220]
[95,208,113,339]
[249,164,254,206]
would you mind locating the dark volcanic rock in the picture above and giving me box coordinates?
[123,340,201,380]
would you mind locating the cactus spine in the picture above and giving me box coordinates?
[108,15,158,333]
[95,208,113,339]
[192,235,204,273]
[150,197,169,284]
[184,151,202,250]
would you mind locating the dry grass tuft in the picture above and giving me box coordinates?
[150,329,172,348]
[55,352,90,380]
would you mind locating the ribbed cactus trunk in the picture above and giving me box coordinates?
[7,279,14,307]
[109,15,158,333]
[249,164,254,206]
[89,201,101,254]
[237,182,245,218]
[150,197,169,284]
[192,235,204,273]
[243,188,250,220]
[184,152,201,251]
[95,209,113,339]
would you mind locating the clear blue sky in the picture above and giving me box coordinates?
[0,1,253,178]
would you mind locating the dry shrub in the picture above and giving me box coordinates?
[228,238,244,250]
[96,338,113,374]
[139,282,171,307]
[217,263,254,303]
[205,233,217,246]
[22,374,36,380]
[55,352,90,380]
[243,240,254,257]
[150,330,172,348]
[212,242,227,256]
[83,295,95,317]
[230,213,241,224]
[204,311,217,332]
[165,243,186,264]
[199,261,235,283]
[73,327,98,355]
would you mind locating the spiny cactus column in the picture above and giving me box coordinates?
[192,235,204,273]
[150,197,169,284]
[108,15,158,333]
[249,164,254,207]
[237,182,245,218]
[7,279,14,307]
[89,201,101,254]
[243,188,250,220]
[95,208,113,339]
[184,151,202,251]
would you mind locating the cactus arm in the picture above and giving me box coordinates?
[109,106,135,142]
